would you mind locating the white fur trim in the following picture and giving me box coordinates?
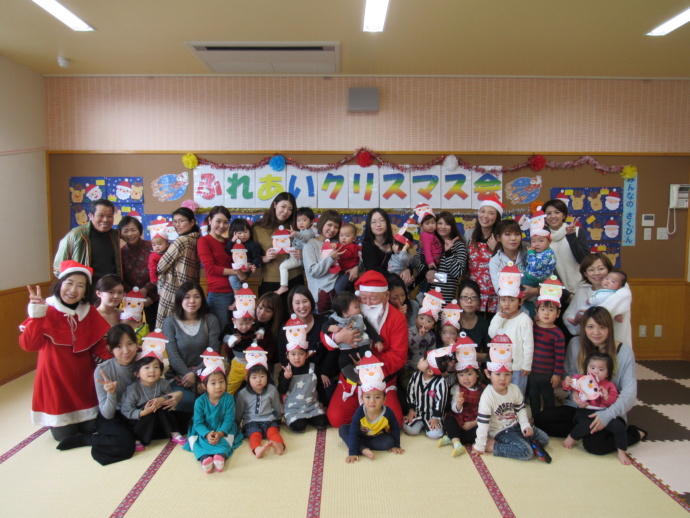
[479,199,504,216]
[357,285,388,292]
[27,303,48,319]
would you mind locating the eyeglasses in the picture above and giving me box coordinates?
[172,219,189,225]
[460,296,479,302]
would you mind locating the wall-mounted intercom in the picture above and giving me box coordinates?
[669,184,690,209]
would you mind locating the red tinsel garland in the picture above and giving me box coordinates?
[193,148,628,176]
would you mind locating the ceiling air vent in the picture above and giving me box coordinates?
[187,42,340,74]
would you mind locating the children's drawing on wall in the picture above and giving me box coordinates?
[70,204,89,228]
[69,177,105,204]
[106,177,144,203]
[113,204,144,228]
[144,215,169,241]
[504,175,542,205]
[151,172,189,202]
[471,168,502,209]
[590,243,621,268]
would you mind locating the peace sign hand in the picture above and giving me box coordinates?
[27,285,46,305]
[96,370,118,395]
[282,364,293,379]
[566,217,580,235]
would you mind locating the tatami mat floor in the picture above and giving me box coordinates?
[2,363,689,517]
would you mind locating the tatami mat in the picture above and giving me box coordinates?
[124,427,318,518]
[0,431,169,517]
[482,440,689,517]
[320,427,502,517]
[0,372,42,451]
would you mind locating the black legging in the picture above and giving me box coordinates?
[443,416,477,445]
[535,405,641,455]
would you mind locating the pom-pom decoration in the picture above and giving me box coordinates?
[620,165,637,180]
[356,150,374,168]
[443,154,459,171]
[269,155,286,172]
[529,154,546,172]
[529,199,545,214]
[182,153,199,170]
[181,199,199,212]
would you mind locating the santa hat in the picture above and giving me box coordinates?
[129,210,142,218]
[124,287,145,301]
[137,340,165,362]
[271,225,290,239]
[118,179,131,190]
[354,270,388,293]
[452,332,478,353]
[58,260,93,282]
[283,314,309,351]
[231,239,247,251]
[441,320,460,331]
[555,191,569,203]
[200,347,223,360]
[235,283,255,298]
[356,351,386,393]
[143,328,168,344]
[529,206,550,237]
[604,218,619,229]
[151,232,166,240]
[417,307,439,321]
[537,275,564,307]
[486,330,513,372]
[244,343,268,371]
[479,195,504,216]
[414,203,435,224]
[85,183,99,197]
[606,190,621,201]
[497,261,523,298]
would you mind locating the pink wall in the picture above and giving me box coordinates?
[46,76,690,153]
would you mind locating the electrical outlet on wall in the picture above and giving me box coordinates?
[657,228,669,240]
[654,325,662,337]
[639,325,647,338]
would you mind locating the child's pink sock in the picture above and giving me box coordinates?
[213,454,225,472]
[202,457,214,474]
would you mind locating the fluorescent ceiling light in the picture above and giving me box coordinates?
[647,7,690,36]
[363,0,390,32]
[32,0,94,31]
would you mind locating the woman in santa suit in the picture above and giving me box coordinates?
[20,261,111,441]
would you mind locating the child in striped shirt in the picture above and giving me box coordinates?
[528,299,565,417]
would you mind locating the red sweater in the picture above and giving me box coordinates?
[197,234,232,294]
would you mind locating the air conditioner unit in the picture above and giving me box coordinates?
[187,42,340,74]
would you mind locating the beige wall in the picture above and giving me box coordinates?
[46,76,690,153]
[0,56,48,290]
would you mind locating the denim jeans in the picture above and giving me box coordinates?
[493,423,549,461]
[207,291,233,335]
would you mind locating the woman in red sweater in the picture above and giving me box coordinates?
[197,206,234,336]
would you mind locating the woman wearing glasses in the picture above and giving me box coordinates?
[457,279,491,364]
[156,207,201,327]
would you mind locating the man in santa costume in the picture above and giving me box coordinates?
[324,270,408,427]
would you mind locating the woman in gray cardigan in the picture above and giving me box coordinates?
[302,210,344,314]
[163,281,220,412]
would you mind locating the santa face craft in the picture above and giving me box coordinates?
[271,226,291,254]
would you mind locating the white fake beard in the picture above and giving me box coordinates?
[360,302,387,333]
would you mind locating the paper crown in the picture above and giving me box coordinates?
[537,275,564,307]
[440,300,462,325]
[124,286,145,300]
[394,232,413,247]
[417,307,439,321]
[283,313,309,351]
[452,332,479,369]
[414,203,434,224]
[199,348,226,380]
[235,283,255,297]
[58,260,93,281]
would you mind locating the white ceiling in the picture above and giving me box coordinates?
[1,0,690,78]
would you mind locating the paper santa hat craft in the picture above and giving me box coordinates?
[414,203,434,224]
[537,275,564,307]
[487,330,513,372]
[138,329,168,362]
[420,287,445,320]
[121,287,146,321]
[232,239,247,251]
[497,261,523,298]
[271,225,290,240]
[355,351,386,393]
[244,343,268,371]
[427,345,454,375]
[199,347,226,380]
[283,313,309,351]
[232,283,256,320]
[452,332,479,370]
[529,206,550,237]
[440,299,462,326]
